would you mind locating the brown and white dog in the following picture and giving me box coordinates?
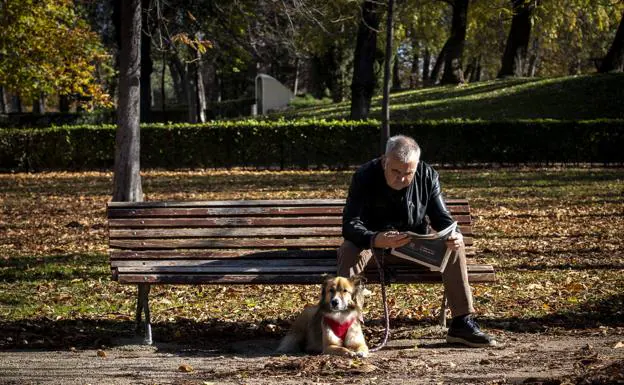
[277,276,369,357]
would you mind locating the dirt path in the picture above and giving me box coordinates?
[1,331,623,385]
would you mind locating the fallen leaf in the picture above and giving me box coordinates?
[178,364,194,373]
[614,341,624,349]
[351,363,378,373]
[96,350,107,358]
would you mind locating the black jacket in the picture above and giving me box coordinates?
[342,157,456,249]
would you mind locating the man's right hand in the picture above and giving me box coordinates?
[373,231,411,249]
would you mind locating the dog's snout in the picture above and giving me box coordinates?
[330,299,339,308]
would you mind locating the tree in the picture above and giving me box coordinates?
[141,0,153,122]
[350,0,381,120]
[498,0,537,77]
[600,9,624,73]
[381,0,395,152]
[428,0,470,85]
[0,0,111,110]
[113,0,143,202]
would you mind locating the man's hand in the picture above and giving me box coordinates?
[373,231,411,249]
[446,230,464,250]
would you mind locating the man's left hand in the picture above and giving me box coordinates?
[446,231,464,250]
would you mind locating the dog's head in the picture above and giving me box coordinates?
[319,276,366,312]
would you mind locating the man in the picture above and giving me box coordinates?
[338,134,496,347]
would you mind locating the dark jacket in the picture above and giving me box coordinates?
[342,157,456,249]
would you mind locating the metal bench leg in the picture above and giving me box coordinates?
[136,283,153,345]
[439,291,448,328]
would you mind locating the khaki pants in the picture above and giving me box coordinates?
[337,240,475,317]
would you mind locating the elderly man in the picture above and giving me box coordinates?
[338,134,496,347]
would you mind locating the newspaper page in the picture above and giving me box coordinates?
[390,221,458,272]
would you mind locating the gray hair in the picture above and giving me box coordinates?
[385,135,421,163]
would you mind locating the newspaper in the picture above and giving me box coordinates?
[390,221,458,272]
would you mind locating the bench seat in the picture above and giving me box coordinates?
[107,198,495,344]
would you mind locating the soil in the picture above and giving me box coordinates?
[1,329,623,385]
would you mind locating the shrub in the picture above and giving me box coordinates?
[0,119,622,171]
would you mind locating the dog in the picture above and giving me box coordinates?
[277,276,369,358]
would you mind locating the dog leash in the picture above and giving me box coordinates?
[368,247,390,352]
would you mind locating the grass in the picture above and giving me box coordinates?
[0,168,623,348]
[280,74,624,121]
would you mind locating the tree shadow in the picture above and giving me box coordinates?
[0,315,293,357]
[481,293,624,333]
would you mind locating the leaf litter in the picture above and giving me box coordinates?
[0,168,622,383]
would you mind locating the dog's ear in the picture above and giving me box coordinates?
[351,275,367,308]
[319,276,334,303]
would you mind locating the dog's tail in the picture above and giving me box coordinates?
[276,333,301,354]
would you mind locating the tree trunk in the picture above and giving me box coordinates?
[59,95,70,113]
[140,0,153,122]
[381,0,394,153]
[195,54,206,123]
[422,47,431,85]
[293,57,299,96]
[498,0,535,78]
[410,38,419,89]
[430,42,448,85]
[526,36,540,76]
[32,94,45,114]
[0,86,6,114]
[391,53,401,91]
[350,0,380,120]
[599,10,624,73]
[441,0,469,85]
[10,95,22,113]
[169,55,188,105]
[186,62,197,123]
[326,45,349,103]
[310,55,327,99]
[113,0,143,203]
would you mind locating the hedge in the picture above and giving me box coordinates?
[0,119,622,171]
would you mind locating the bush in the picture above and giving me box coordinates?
[0,119,622,171]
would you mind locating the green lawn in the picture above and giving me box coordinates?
[284,74,624,121]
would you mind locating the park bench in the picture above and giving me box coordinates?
[106,198,495,344]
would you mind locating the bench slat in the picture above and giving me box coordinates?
[108,206,471,219]
[108,206,344,218]
[115,264,493,285]
[107,198,469,208]
[109,248,474,261]
[112,259,336,268]
[110,249,337,260]
[110,227,343,239]
[110,238,344,249]
[108,217,342,228]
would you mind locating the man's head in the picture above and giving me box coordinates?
[382,135,420,190]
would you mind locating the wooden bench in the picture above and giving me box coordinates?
[106,198,495,344]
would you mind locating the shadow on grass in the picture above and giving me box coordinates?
[0,254,109,283]
[0,317,286,356]
[1,294,621,354]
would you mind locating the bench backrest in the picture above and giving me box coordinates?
[107,199,491,285]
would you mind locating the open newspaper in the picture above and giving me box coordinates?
[390,221,458,272]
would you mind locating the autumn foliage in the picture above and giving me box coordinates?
[0,0,112,109]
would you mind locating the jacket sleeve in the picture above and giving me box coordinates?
[342,171,377,249]
[426,170,458,233]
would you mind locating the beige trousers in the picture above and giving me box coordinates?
[337,240,475,317]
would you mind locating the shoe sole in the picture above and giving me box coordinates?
[446,335,497,348]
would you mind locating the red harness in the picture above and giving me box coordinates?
[323,316,355,340]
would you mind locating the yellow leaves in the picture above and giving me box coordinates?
[171,33,213,56]
[178,363,194,373]
[0,0,111,107]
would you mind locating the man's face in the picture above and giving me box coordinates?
[383,154,418,190]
